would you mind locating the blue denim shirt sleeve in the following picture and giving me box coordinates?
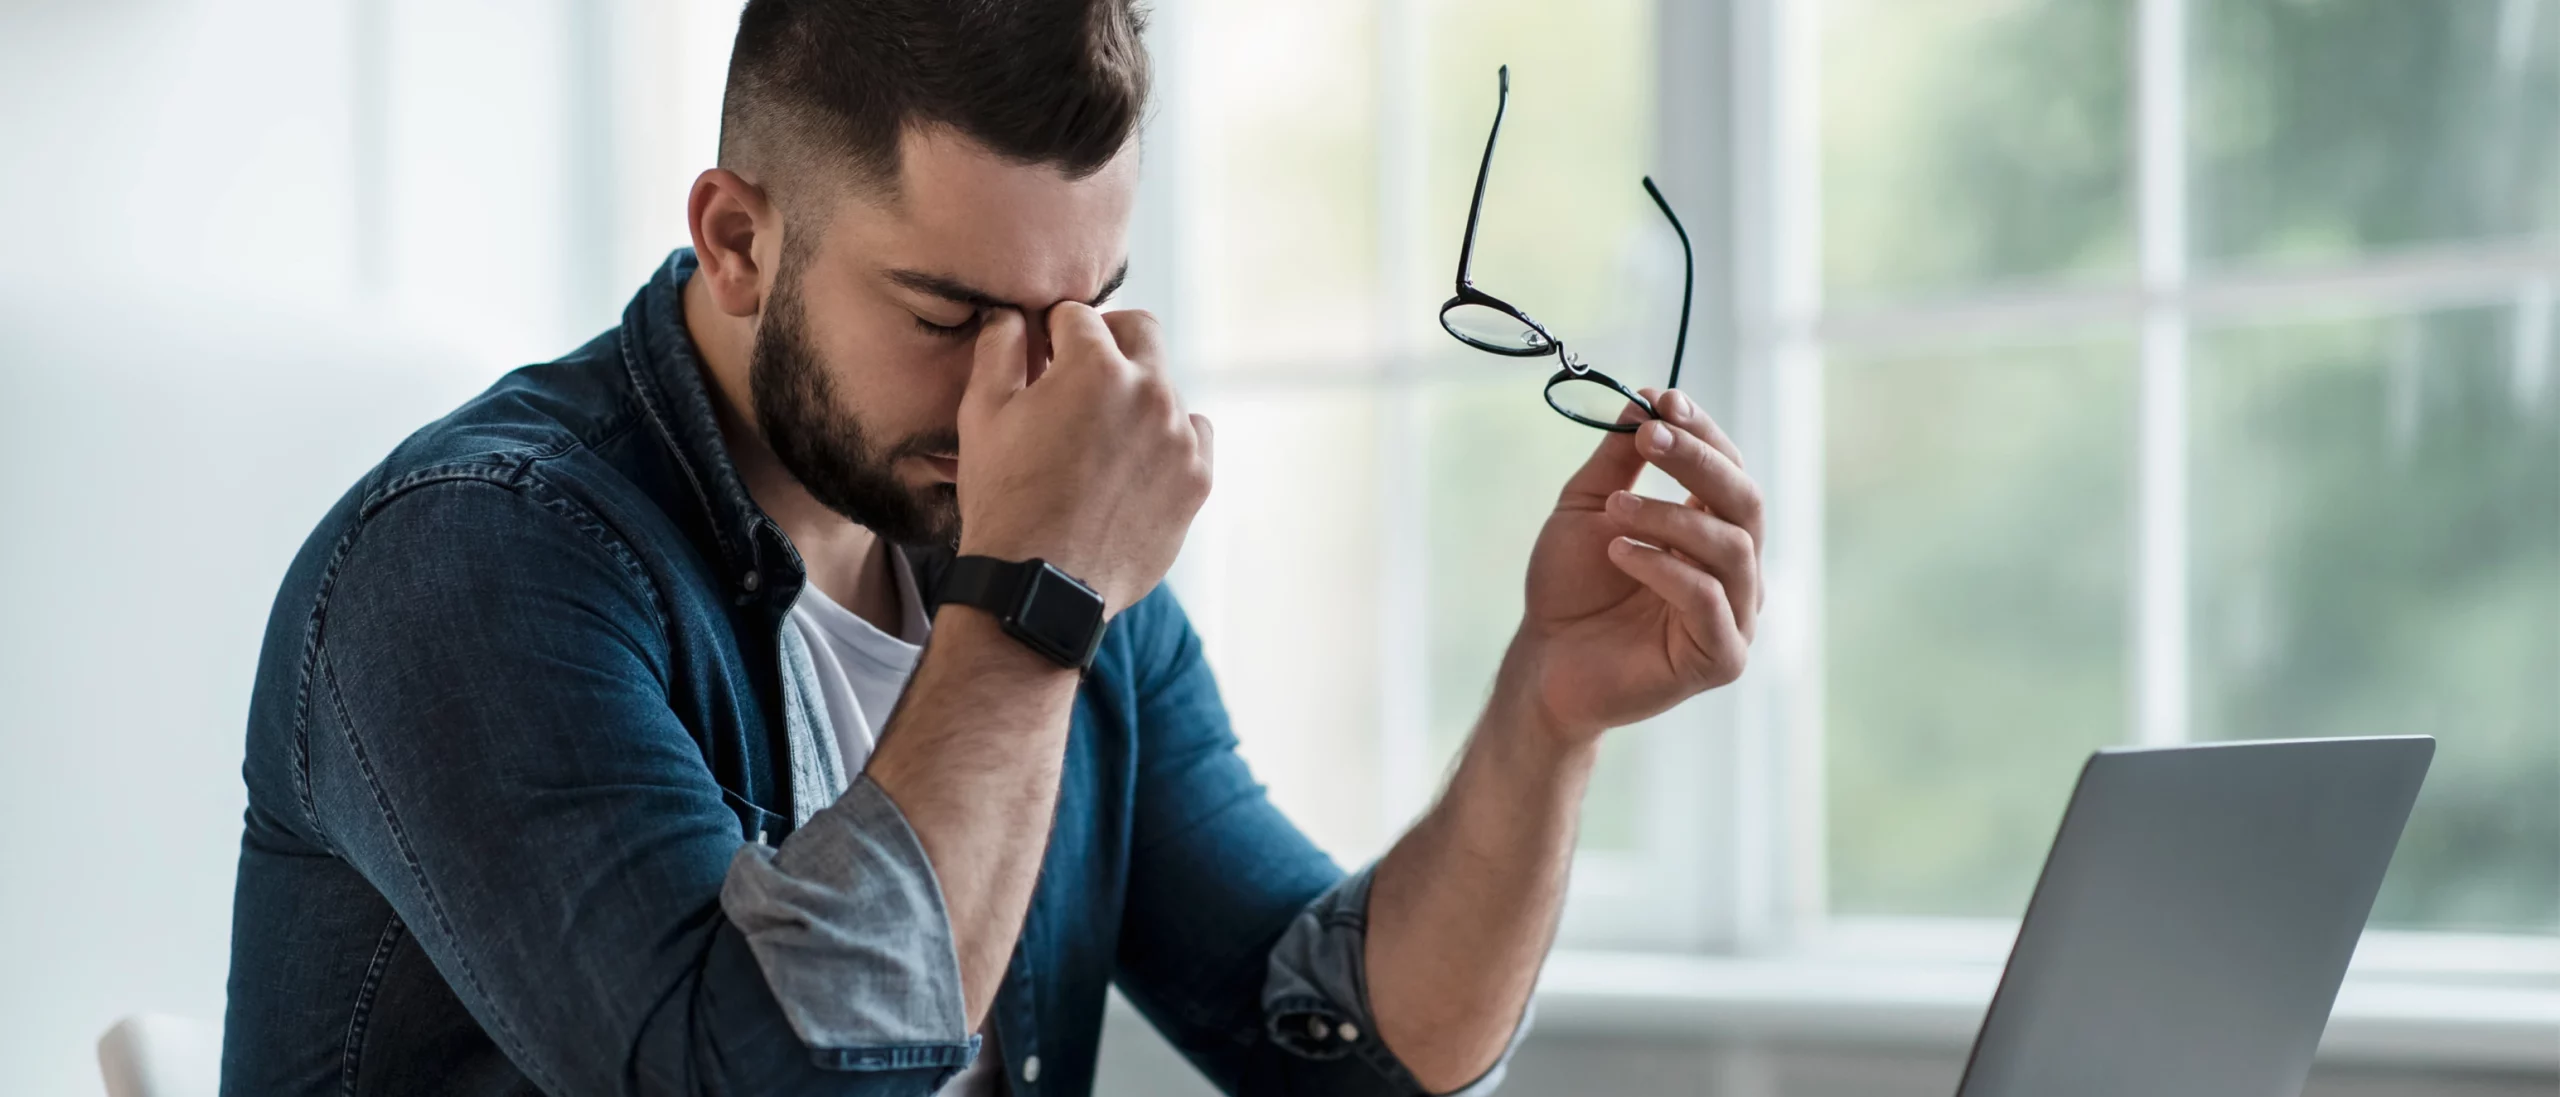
[1109,588,1528,1096]
[308,473,971,1094]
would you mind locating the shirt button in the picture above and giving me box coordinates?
[740,570,762,592]
[1306,1016,1328,1040]
[1337,1022,1359,1043]
[1021,1055,1041,1083]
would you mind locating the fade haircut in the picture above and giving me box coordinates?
[718,0,1150,216]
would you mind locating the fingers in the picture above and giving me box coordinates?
[1101,308,1165,371]
[1606,536,1748,678]
[1607,490,1759,639]
[1055,302,1204,474]
[963,309,1030,427]
[1632,394,1763,549]
[1653,388,1743,469]
[1047,301,1135,378]
[1188,411,1216,468]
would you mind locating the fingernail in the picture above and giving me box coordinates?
[1608,490,1639,517]
[1641,420,1674,453]
[1663,390,1692,418]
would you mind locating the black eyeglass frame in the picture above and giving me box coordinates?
[1439,65,1697,433]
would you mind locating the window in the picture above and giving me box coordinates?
[1153,0,2560,961]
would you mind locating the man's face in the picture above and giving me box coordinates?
[750,127,1139,545]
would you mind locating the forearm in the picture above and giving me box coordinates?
[863,606,1081,1027]
[1365,645,1597,1093]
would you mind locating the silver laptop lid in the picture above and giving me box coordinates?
[1956,736,2433,1097]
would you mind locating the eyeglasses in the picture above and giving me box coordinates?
[1439,65,1696,433]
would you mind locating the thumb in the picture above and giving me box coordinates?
[962,309,1029,431]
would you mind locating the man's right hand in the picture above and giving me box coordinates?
[953,303,1212,616]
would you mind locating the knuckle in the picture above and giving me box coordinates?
[1732,482,1767,528]
[1138,377,1180,419]
[1713,520,1755,565]
[1715,647,1750,685]
[1688,576,1729,618]
[1109,308,1162,338]
[1098,348,1143,388]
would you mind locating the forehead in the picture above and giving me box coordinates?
[818,127,1138,308]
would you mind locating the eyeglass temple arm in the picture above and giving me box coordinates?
[1643,175,1694,391]
[1456,66,1510,289]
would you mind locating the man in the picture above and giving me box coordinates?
[221,0,1764,1093]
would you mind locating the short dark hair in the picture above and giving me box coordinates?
[719,0,1150,205]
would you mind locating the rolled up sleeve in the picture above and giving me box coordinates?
[721,775,977,1069]
[1261,866,1533,1096]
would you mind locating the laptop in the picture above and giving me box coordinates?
[1955,736,2434,1097]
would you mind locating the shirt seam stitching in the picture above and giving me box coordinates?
[339,915,406,1097]
[320,648,563,1096]
[290,523,371,841]
[347,437,675,643]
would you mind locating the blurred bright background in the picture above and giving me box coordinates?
[1,1,2555,1095]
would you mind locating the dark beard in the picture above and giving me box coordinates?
[749,263,961,547]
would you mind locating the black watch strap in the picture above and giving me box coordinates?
[940,555,1107,670]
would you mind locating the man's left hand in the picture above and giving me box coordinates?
[1502,387,1763,744]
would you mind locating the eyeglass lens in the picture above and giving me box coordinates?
[1546,372,1649,428]
[1443,302,1549,352]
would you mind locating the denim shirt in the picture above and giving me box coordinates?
[220,251,1524,1097]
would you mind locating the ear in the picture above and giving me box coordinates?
[687,168,778,318]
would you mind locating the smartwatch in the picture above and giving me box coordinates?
[940,555,1108,670]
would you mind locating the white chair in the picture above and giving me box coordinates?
[98,1014,222,1097]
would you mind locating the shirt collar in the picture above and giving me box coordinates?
[617,248,797,598]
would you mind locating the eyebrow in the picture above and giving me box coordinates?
[886,261,1131,313]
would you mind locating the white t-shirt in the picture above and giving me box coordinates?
[785,554,1006,1096]
[787,555,930,773]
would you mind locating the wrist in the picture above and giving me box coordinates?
[1488,636,1599,750]
[936,554,1110,669]
[1477,642,1604,775]
[1438,650,1602,843]
[928,603,1084,683]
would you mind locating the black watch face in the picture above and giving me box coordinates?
[1018,565,1105,659]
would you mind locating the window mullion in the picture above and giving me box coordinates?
[2135,0,2193,749]
[1375,0,1433,836]
[1699,0,1827,954]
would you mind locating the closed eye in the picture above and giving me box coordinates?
[913,311,984,339]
